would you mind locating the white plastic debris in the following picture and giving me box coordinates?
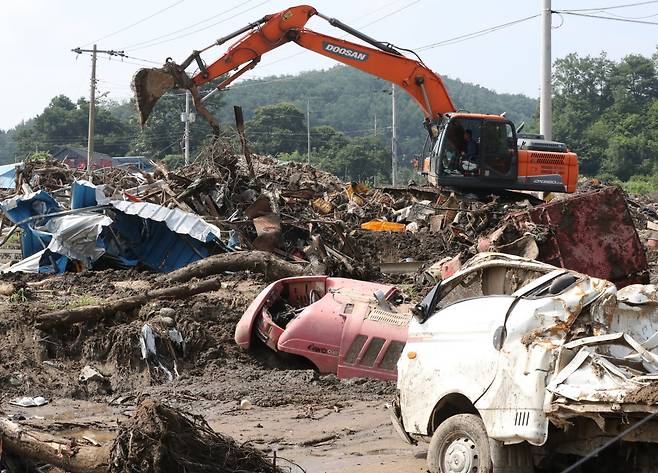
[168,329,184,346]
[140,324,157,359]
[239,399,253,410]
[10,396,48,407]
[79,365,105,383]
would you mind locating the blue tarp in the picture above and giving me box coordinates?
[0,191,61,264]
[0,181,226,273]
[0,163,18,189]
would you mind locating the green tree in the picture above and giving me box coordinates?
[553,53,615,174]
[246,103,307,155]
[13,95,132,157]
[0,129,17,164]
[553,51,658,180]
[334,135,390,182]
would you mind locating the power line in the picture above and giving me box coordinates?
[120,0,255,50]
[81,0,185,47]
[124,0,268,52]
[559,0,658,12]
[241,0,421,75]
[605,10,658,18]
[556,10,658,25]
[414,14,540,51]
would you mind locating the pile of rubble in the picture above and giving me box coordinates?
[0,143,653,290]
[2,139,658,471]
[0,399,281,473]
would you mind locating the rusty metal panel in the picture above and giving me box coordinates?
[510,187,648,288]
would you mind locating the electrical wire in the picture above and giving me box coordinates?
[81,0,185,47]
[125,0,268,52]
[604,9,658,18]
[558,0,658,12]
[414,14,540,51]
[555,10,658,25]
[120,0,256,50]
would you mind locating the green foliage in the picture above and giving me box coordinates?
[0,129,17,164]
[9,288,28,304]
[13,95,132,158]
[219,65,537,158]
[162,154,185,169]
[619,174,658,195]
[25,151,52,163]
[271,104,391,181]
[67,294,99,308]
[553,52,658,179]
[246,103,307,155]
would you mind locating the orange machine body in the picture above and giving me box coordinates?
[146,4,578,193]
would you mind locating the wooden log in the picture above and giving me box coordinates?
[36,277,223,330]
[0,417,110,473]
[160,250,307,285]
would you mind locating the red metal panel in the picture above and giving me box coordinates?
[509,187,648,288]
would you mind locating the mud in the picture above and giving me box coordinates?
[0,268,401,472]
[0,269,393,409]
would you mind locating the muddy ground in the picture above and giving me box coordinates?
[0,269,421,472]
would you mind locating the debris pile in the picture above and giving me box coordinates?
[0,146,651,290]
[0,399,281,473]
[109,399,281,473]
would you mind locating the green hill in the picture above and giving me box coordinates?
[216,65,538,156]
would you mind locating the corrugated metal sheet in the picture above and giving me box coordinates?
[110,200,223,243]
[0,163,18,189]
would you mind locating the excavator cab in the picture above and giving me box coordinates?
[428,114,518,190]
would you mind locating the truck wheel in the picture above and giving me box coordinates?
[427,414,492,473]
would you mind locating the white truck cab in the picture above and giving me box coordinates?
[393,253,658,473]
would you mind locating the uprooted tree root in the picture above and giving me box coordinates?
[109,399,282,473]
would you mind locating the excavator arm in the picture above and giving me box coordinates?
[133,4,455,136]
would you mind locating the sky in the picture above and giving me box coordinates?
[1,0,656,130]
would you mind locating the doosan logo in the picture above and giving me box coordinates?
[322,42,369,61]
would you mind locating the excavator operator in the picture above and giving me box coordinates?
[461,129,479,175]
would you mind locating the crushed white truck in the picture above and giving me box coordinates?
[392,253,658,473]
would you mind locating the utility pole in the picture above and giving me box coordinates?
[71,46,126,175]
[374,113,377,136]
[540,0,552,140]
[391,84,398,186]
[306,98,311,164]
[183,90,192,164]
[87,44,97,177]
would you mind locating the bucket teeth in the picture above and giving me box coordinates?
[131,68,176,126]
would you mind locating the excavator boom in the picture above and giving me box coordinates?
[132,4,455,132]
[132,4,579,194]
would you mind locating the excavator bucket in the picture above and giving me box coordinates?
[132,67,177,126]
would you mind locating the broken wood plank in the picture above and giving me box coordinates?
[36,277,224,330]
[0,417,110,473]
[160,250,306,284]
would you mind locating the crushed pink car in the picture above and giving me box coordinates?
[234,276,411,380]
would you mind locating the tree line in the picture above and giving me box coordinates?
[552,48,658,192]
[1,51,656,189]
[0,65,537,184]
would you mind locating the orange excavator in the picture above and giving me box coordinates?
[133,4,578,193]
